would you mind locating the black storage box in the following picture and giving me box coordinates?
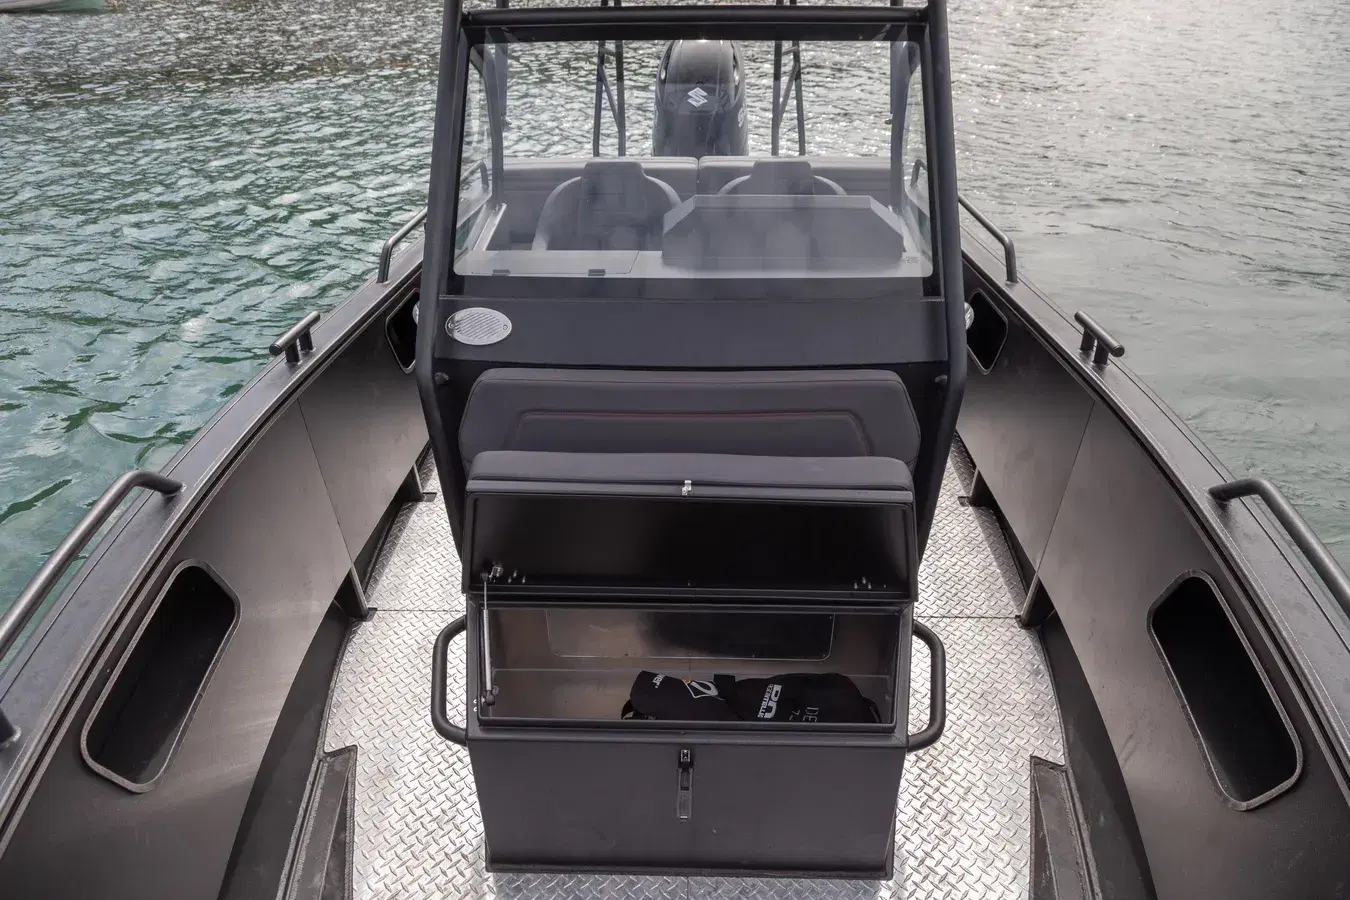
[445,451,938,877]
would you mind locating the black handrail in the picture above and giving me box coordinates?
[957,195,1017,284]
[377,207,429,284]
[0,470,182,750]
[431,616,469,746]
[1210,478,1350,618]
[908,619,947,751]
[1073,311,1125,367]
[910,159,1017,284]
[268,312,320,366]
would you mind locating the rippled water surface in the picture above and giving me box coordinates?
[1,0,1348,605]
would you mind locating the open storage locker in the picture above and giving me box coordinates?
[432,451,946,876]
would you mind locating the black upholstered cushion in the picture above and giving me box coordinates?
[459,368,921,471]
[532,159,682,251]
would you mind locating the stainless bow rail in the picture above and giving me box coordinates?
[378,207,429,284]
[1211,478,1350,620]
[0,470,182,750]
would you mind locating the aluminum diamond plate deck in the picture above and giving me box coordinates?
[324,447,1065,900]
[365,490,461,612]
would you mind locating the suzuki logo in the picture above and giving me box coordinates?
[686,86,709,108]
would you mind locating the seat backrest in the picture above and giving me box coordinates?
[718,158,845,197]
[459,368,922,472]
[532,160,682,251]
[697,156,893,202]
[497,158,696,248]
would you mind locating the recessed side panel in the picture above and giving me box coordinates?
[956,263,1092,570]
[1036,403,1350,899]
[81,562,240,792]
[0,404,352,900]
[1149,573,1300,809]
[299,294,429,563]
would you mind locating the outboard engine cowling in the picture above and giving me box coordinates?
[652,40,748,158]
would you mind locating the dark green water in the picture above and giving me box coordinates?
[1,0,1347,607]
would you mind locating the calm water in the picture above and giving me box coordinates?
[1,0,1347,607]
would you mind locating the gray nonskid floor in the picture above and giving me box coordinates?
[324,446,1065,900]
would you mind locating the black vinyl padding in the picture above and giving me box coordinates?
[469,450,914,494]
[459,368,922,471]
[532,159,681,251]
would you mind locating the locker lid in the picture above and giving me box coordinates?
[462,451,917,604]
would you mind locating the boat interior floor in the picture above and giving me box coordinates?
[322,443,1067,900]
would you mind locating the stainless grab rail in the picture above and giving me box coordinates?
[377,207,429,284]
[1210,478,1350,619]
[910,159,1017,284]
[0,470,182,749]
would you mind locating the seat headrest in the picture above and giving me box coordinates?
[747,159,817,195]
[580,160,659,224]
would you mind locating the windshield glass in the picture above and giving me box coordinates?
[453,35,933,286]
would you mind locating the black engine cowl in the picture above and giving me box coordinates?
[652,40,748,158]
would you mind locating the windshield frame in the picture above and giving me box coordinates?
[417,0,967,559]
[434,5,941,294]
[426,2,955,295]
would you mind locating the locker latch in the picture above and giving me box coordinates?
[676,748,694,820]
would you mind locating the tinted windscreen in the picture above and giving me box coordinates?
[452,36,933,286]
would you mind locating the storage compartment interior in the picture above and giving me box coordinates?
[83,563,239,790]
[1150,575,1300,807]
[966,290,1008,373]
[479,606,902,726]
[384,289,419,372]
[470,493,909,597]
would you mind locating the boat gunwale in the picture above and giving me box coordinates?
[0,239,425,842]
[959,226,1350,798]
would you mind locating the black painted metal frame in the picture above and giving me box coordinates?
[419,0,966,558]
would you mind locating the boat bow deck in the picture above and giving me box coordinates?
[323,445,1065,899]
